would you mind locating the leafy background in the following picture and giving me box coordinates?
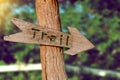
[0,0,120,80]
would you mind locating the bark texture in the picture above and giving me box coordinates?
[36,0,67,80]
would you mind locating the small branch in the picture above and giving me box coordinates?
[0,64,42,72]
[66,65,120,78]
[1,64,120,79]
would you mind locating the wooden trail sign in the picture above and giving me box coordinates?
[4,0,94,80]
[4,18,94,55]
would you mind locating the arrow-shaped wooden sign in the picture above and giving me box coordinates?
[4,18,94,55]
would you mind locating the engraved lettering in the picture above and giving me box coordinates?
[41,32,47,40]
[31,28,40,38]
[49,35,56,42]
[66,36,69,45]
[60,35,63,45]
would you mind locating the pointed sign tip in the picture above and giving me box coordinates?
[64,27,95,55]
[4,36,11,42]
[64,44,95,55]
[4,36,7,41]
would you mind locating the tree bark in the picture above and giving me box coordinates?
[35,0,67,80]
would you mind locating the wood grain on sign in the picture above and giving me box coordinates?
[4,18,72,48]
[5,18,72,48]
[4,18,94,55]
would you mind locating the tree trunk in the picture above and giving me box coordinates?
[35,0,67,80]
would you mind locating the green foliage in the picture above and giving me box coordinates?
[0,71,42,80]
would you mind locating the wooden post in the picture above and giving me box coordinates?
[36,0,67,80]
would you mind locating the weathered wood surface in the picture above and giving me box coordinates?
[4,18,72,48]
[36,0,67,80]
[4,18,94,55]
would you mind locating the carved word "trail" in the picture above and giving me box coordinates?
[4,18,94,55]
[30,27,71,48]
